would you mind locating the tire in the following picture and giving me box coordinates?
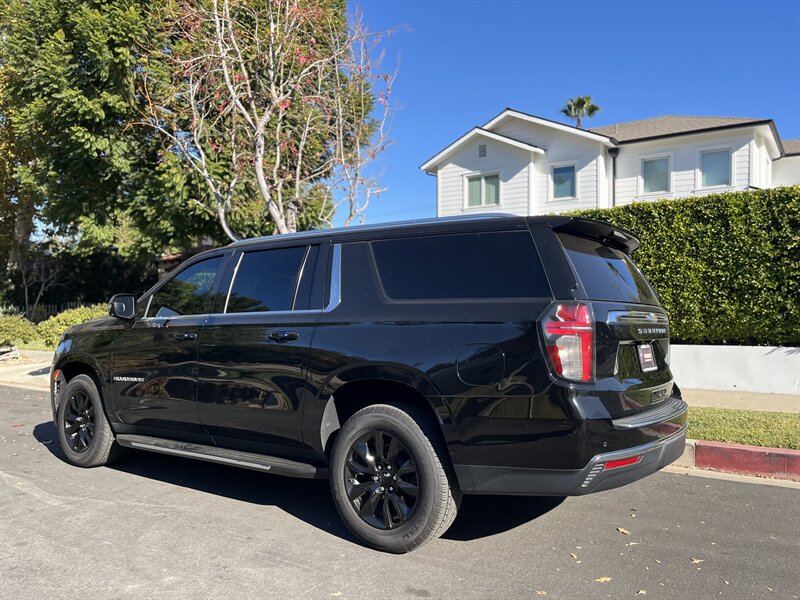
[56,374,122,468]
[330,403,460,553]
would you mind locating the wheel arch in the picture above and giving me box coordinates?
[314,365,448,457]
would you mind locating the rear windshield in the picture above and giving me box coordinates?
[557,233,660,305]
[372,231,551,300]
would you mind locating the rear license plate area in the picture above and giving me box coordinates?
[637,343,657,372]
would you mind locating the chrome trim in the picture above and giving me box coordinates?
[606,310,669,325]
[223,252,244,314]
[228,214,517,248]
[588,424,688,465]
[325,244,342,312]
[291,246,312,310]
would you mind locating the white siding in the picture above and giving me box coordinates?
[613,129,757,206]
[436,137,532,217]
[491,117,609,214]
[773,155,800,186]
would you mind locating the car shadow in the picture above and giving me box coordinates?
[32,420,562,545]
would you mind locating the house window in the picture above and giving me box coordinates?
[552,165,576,199]
[466,174,499,207]
[700,149,731,188]
[642,157,670,194]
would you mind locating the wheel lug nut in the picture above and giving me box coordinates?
[389,487,394,492]
[379,486,385,492]
[373,476,378,481]
[386,465,392,470]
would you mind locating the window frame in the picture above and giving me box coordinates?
[142,252,231,320]
[462,172,502,210]
[697,146,733,190]
[209,243,341,317]
[549,162,579,201]
[638,152,673,198]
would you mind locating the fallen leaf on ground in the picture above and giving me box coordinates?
[637,590,647,595]
[593,577,612,583]
[626,542,640,546]
[617,527,631,535]
[570,553,578,559]
[690,558,704,564]
[534,592,547,596]
[330,593,342,597]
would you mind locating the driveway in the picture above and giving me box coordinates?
[1,385,798,599]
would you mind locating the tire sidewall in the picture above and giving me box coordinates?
[330,408,441,552]
[56,375,109,467]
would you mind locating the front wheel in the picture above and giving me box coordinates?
[330,403,460,553]
[56,374,122,467]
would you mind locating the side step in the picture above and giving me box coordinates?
[116,434,327,479]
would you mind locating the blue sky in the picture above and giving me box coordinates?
[338,0,800,225]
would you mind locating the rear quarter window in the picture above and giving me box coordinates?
[557,233,659,305]
[371,231,551,300]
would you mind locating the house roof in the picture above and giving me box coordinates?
[420,126,544,174]
[483,108,617,146]
[783,139,800,156]
[589,115,773,143]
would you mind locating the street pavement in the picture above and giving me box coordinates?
[1,384,798,600]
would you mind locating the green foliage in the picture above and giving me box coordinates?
[570,186,800,345]
[688,407,800,450]
[36,304,108,347]
[561,96,600,128]
[0,315,39,346]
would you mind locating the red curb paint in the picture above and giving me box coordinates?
[695,440,800,480]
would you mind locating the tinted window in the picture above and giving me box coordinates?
[148,256,224,317]
[557,233,659,305]
[372,232,551,300]
[226,246,308,313]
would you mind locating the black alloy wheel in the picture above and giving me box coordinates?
[62,390,96,453]
[344,430,419,529]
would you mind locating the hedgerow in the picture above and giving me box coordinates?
[569,186,800,345]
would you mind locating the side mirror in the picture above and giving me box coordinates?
[109,294,136,320]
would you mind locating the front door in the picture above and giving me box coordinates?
[197,244,321,457]
[110,254,227,443]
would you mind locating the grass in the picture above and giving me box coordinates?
[688,407,800,450]
[15,339,52,352]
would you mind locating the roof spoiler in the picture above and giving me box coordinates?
[544,217,641,254]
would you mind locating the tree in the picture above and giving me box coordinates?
[561,96,600,129]
[141,0,394,239]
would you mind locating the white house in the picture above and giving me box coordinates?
[421,109,800,216]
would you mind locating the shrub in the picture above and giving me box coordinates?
[0,315,40,347]
[36,304,109,348]
[569,186,800,346]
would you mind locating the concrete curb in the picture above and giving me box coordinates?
[676,438,800,481]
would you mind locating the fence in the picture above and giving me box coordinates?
[0,301,87,323]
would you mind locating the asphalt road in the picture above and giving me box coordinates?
[1,385,798,600]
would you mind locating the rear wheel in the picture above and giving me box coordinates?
[330,403,460,553]
[56,374,122,467]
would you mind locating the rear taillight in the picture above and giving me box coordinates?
[542,302,594,382]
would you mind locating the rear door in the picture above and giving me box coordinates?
[555,231,673,416]
[196,243,325,457]
[110,253,228,442]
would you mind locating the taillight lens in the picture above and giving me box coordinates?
[542,302,594,382]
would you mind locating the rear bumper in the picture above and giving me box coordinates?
[455,422,688,496]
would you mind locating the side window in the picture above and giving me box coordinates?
[226,246,308,313]
[148,256,224,318]
[371,231,551,300]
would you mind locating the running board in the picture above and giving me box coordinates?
[115,434,327,479]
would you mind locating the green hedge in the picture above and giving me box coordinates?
[569,186,800,345]
[36,305,108,348]
[0,315,39,347]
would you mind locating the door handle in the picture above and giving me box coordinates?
[171,332,197,342]
[267,331,299,343]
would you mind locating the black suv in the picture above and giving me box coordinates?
[50,214,687,552]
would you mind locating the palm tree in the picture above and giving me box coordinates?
[561,96,600,129]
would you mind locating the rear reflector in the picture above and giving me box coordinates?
[542,302,594,382]
[604,456,642,470]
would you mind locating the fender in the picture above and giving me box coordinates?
[53,341,112,414]
[304,362,447,453]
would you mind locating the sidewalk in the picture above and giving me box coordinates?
[0,350,53,391]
